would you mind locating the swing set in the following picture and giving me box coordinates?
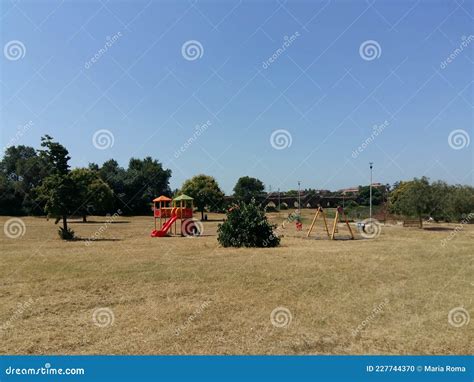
[306,205,354,240]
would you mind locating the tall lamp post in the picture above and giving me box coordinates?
[298,181,301,211]
[369,162,373,220]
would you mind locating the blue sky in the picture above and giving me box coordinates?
[1,0,473,194]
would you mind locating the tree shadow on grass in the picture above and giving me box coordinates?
[72,237,122,242]
[423,227,454,232]
[70,220,131,224]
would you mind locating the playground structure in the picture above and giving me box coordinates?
[306,205,354,240]
[150,194,198,237]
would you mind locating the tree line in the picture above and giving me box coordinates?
[1,137,473,237]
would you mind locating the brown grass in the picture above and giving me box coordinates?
[0,210,472,355]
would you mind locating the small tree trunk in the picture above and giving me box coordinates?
[82,215,87,223]
[62,215,68,231]
[201,209,204,221]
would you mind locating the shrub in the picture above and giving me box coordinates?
[58,227,75,240]
[217,200,280,248]
[280,202,288,210]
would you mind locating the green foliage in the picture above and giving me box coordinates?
[217,200,280,248]
[69,168,114,221]
[389,177,431,219]
[181,174,225,219]
[96,157,171,215]
[233,176,265,203]
[357,185,384,206]
[280,202,288,210]
[388,177,474,222]
[0,145,50,215]
[38,135,70,175]
[58,227,75,240]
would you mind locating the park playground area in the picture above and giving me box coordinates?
[0,210,472,355]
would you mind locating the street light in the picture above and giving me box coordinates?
[298,181,301,211]
[369,162,373,220]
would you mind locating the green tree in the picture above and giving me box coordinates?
[125,157,171,215]
[233,176,265,203]
[0,145,50,214]
[34,136,74,239]
[69,168,114,222]
[38,135,70,175]
[389,177,432,223]
[181,174,224,220]
[217,200,280,248]
[35,174,77,239]
[356,185,384,206]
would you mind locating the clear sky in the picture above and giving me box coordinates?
[1,0,473,194]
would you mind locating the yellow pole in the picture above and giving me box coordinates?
[306,207,320,237]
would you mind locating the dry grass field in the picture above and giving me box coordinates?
[0,210,472,355]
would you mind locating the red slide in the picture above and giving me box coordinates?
[151,215,178,237]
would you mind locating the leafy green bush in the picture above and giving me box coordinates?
[217,200,280,248]
[58,227,75,240]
